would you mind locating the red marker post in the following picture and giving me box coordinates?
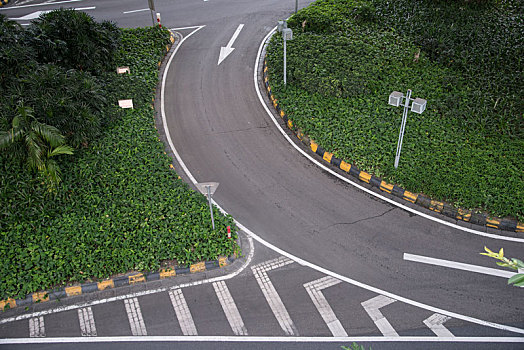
[156,13,162,28]
[227,226,231,239]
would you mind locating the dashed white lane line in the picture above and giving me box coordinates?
[424,313,454,338]
[304,276,347,337]
[213,281,248,335]
[29,316,45,338]
[361,295,398,337]
[78,307,97,337]
[169,289,198,336]
[124,298,147,336]
[251,257,298,336]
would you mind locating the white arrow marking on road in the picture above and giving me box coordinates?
[252,256,298,336]
[304,276,347,337]
[10,7,96,21]
[218,24,244,66]
[424,313,454,338]
[361,295,398,337]
[403,253,516,279]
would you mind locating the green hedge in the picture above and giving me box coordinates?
[0,27,238,300]
[266,0,523,221]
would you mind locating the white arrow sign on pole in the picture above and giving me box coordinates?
[218,24,244,66]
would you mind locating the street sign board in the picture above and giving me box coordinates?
[196,182,219,196]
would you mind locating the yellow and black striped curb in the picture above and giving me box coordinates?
[0,256,235,311]
[262,59,523,234]
[0,0,9,7]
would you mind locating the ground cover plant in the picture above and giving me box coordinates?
[266,0,523,221]
[0,12,238,301]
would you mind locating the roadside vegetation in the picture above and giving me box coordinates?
[0,10,238,302]
[266,0,523,222]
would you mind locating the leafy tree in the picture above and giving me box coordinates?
[27,8,121,74]
[0,105,73,191]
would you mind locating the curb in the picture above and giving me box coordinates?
[262,59,523,234]
[0,0,8,7]
[0,256,235,311]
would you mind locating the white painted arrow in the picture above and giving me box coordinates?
[218,24,244,66]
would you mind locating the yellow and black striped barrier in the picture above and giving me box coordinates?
[263,59,523,234]
[0,256,233,311]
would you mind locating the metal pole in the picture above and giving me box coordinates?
[283,36,287,85]
[394,89,411,169]
[206,185,215,230]
[148,0,156,27]
[295,0,298,14]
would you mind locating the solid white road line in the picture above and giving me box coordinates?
[78,307,97,337]
[253,27,524,244]
[123,8,149,14]
[213,281,248,335]
[2,335,523,344]
[169,289,198,336]
[304,276,347,337]
[124,298,147,336]
[403,253,515,279]
[251,257,298,336]
[361,295,398,337]
[424,313,454,338]
[0,0,82,11]
[29,316,45,338]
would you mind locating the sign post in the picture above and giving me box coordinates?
[148,0,156,27]
[196,182,219,230]
[277,21,293,85]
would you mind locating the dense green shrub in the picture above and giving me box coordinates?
[267,0,523,220]
[28,9,121,74]
[0,27,238,300]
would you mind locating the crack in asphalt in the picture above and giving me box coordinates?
[321,207,397,231]
[210,125,270,135]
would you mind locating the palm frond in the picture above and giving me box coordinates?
[47,144,74,158]
[31,121,65,148]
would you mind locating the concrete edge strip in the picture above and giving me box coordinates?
[0,30,236,312]
[261,60,523,234]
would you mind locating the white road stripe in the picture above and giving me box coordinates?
[123,8,149,14]
[251,257,297,336]
[29,317,45,338]
[362,295,398,337]
[424,313,454,338]
[74,7,95,11]
[124,298,147,336]
[304,276,347,337]
[169,289,198,335]
[404,253,516,279]
[213,281,248,335]
[78,307,97,337]
[0,0,82,11]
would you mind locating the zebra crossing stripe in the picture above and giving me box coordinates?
[29,316,45,338]
[304,276,347,337]
[251,256,298,336]
[169,289,198,335]
[124,298,147,336]
[424,313,454,338]
[361,295,398,337]
[213,281,248,335]
[78,307,97,337]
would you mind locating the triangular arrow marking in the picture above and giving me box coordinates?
[218,24,244,65]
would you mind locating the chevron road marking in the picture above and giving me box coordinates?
[424,313,454,338]
[78,307,97,337]
[213,281,248,335]
[304,276,347,337]
[251,256,298,336]
[124,298,147,336]
[169,289,198,336]
[361,295,398,337]
[28,316,45,338]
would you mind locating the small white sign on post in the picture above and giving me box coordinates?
[118,99,134,109]
[116,66,130,74]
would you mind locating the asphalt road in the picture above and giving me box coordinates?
[1,0,523,348]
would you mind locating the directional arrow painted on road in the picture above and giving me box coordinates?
[218,24,244,65]
[424,313,454,337]
[361,295,399,337]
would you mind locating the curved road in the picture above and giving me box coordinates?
[1,0,522,345]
